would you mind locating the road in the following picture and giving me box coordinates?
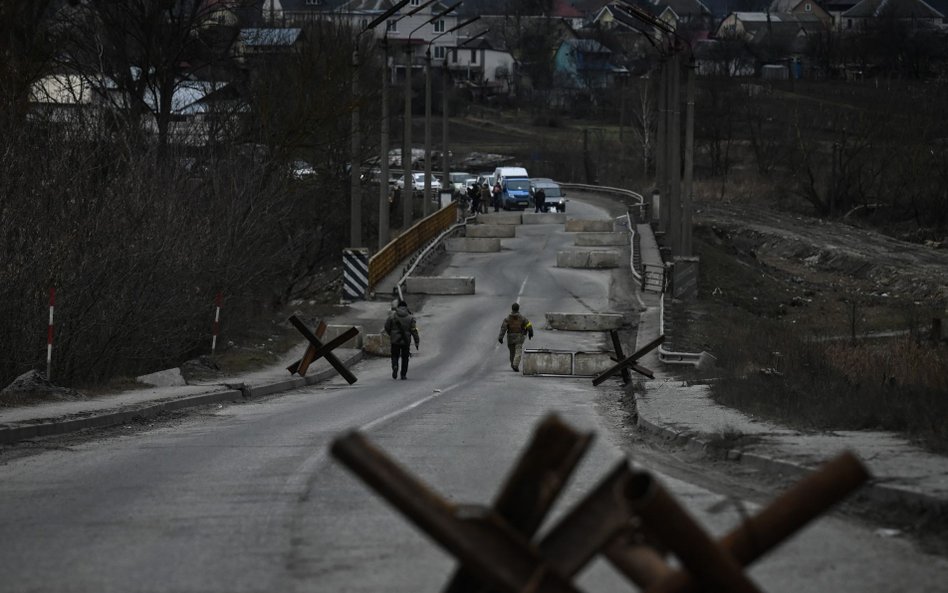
[1,198,947,593]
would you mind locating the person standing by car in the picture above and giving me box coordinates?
[533,186,546,213]
[492,182,502,212]
[384,300,420,380]
[480,183,491,214]
[468,183,480,215]
[498,302,533,372]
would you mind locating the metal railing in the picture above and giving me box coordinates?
[368,201,458,290]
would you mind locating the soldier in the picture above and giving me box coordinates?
[384,300,420,380]
[498,302,533,372]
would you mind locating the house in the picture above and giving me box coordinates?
[236,27,304,59]
[553,38,625,90]
[821,0,861,30]
[447,28,516,92]
[768,0,834,28]
[715,12,828,75]
[839,0,945,31]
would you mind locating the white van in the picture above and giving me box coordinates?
[492,166,529,185]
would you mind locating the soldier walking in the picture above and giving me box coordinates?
[385,300,420,380]
[498,302,533,372]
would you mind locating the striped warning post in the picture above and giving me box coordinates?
[343,248,370,301]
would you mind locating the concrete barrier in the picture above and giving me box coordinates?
[545,312,625,331]
[573,352,616,376]
[565,219,614,232]
[363,333,391,356]
[324,325,364,349]
[574,232,627,246]
[406,276,475,295]
[522,350,573,375]
[522,212,567,225]
[556,249,621,268]
[446,237,502,252]
[477,213,522,225]
[467,225,516,238]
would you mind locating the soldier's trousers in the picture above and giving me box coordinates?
[507,335,524,369]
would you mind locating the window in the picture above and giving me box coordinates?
[470,49,477,64]
[846,18,852,28]
[434,46,446,59]
[410,0,420,5]
[452,49,458,63]
[387,19,397,32]
[433,19,445,33]
[804,2,811,10]
[305,0,321,5]
[360,18,368,29]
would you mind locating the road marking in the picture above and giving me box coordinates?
[361,381,462,432]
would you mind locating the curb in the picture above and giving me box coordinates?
[634,402,948,518]
[0,351,364,445]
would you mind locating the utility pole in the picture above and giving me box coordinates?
[349,47,362,247]
[669,53,682,257]
[682,57,695,257]
[442,60,450,209]
[423,49,433,218]
[403,45,413,229]
[379,39,391,249]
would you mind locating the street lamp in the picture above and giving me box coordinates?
[349,0,411,249]
[378,0,435,249]
[407,1,462,222]
[423,16,481,216]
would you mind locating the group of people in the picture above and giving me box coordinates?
[463,182,547,215]
[383,300,533,379]
[465,182,501,215]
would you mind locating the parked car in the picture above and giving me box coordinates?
[530,178,567,212]
[448,172,475,193]
[395,172,442,193]
[290,160,316,179]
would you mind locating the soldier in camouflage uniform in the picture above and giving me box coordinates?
[498,302,533,372]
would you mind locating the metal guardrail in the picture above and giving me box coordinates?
[555,182,646,210]
[658,292,706,366]
[368,201,458,290]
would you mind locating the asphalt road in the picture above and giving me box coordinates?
[1,199,946,593]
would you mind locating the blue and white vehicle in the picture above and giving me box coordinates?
[493,166,531,210]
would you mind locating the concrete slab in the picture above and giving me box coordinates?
[446,238,501,252]
[546,312,625,331]
[556,249,621,268]
[323,324,363,349]
[522,212,567,225]
[466,225,516,238]
[573,352,616,376]
[565,219,614,232]
[406,276,475,295]
[477,213,522,225]
[522,350,573,375]
[574,232,627,246]
[363,333,391,356]
[136,368,187,387]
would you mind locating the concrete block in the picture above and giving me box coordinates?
[556,249,621,268]
[406,276,475,295]
[466,224,516,238]
[546,312,625,331]
[573,352,616,376]
[446,238,501,253]
[363,333,391,356]
[137,368,186,387]
[522,212,567,225]
[565,219,614,232]
[477,213,522,225]
[574,232,627,247]
[522,350,573,375]
[323,325,363,349]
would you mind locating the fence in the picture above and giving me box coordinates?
[368,201,458,291]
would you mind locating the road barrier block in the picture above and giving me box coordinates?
[446,238,501,253]
[565,219,614,232]
[545,313,625,331]
[406,277,475,295]
[323,325,364,349]
[573,352,616,376]
[466,225,516,238]
[574,232,627,246]
[522,212,567,224]
[522,350,574,375]
[477,213,522,225]
[363,333,391,357]
[556,249,621,268]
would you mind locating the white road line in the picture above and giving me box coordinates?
[360,381,462,432]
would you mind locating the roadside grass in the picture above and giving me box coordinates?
[681,230,948,453]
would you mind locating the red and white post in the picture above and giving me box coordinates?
[211,292,222,356]
[47,287,55,380]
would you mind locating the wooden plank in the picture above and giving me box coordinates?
[288,316,357,385]
[287,320,327,375]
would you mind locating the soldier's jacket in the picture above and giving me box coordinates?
[385,305,420,347]
[498,312,533,343]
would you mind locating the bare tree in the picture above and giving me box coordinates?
[0,0,58,124]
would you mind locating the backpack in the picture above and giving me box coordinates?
[506,314,523,334]
[393,313,412,344]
